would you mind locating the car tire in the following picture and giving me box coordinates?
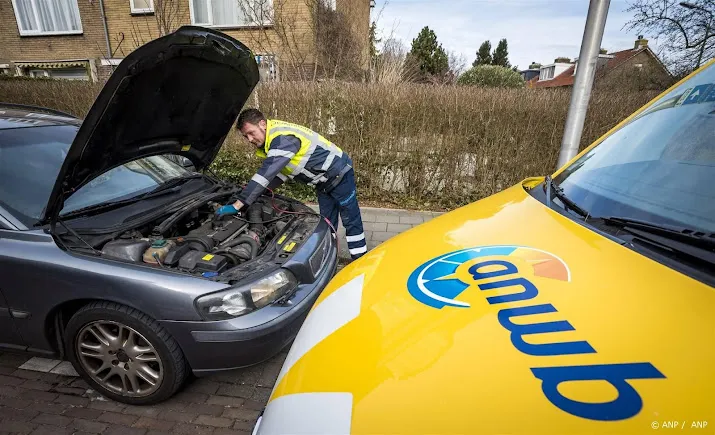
[64,301,188,405]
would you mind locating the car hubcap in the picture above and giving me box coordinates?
[76,321,163,397]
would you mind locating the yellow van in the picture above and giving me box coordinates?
[252,61,715,434]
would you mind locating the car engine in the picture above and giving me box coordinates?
[97,196,297,277]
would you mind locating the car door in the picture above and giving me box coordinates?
[0,217,26,350]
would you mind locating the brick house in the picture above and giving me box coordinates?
[527,36,672,90]
[0,0,373,82]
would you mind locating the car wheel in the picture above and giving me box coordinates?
[64,301,188,405]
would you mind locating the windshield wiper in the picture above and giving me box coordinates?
[603,216,715,266]
[603,216,715,249]
[544,176,590,219]
[61,174,204,219]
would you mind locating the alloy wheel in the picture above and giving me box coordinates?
[75,321,164,397]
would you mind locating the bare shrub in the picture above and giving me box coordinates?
[0,78,657,210]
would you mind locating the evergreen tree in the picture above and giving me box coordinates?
[408,26,449,79]
[473,40,492,67]
[492,38,510,68]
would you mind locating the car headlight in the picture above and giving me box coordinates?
[196,269,298,320]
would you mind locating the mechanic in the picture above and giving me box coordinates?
[215,108,368,260]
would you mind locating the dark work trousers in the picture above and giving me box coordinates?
[317,169,367,260]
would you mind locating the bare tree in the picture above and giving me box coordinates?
[154,0,188,36]
[625,0,715,75]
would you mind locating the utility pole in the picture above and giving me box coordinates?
[556,0,610,169]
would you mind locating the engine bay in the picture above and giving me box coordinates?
[88,195,306,278]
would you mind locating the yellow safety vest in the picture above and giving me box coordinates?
[256,119,343,179]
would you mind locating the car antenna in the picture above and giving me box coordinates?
[56,219,101,255]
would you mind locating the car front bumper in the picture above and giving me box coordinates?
[159,226,338,375]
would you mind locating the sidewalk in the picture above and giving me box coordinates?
[307,205,444,260]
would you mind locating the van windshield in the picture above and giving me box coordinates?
[554,63,715,234]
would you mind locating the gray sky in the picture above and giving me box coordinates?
[371,0,654,70]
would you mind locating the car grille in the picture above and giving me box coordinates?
[309,233,331,277]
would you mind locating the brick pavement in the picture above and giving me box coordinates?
[0,348,288,435]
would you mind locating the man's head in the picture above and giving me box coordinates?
[236,108,267,148]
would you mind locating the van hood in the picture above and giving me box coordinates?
[44,26,259,223]
[258,180,715,434]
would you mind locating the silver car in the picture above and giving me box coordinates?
[0,27,337,405]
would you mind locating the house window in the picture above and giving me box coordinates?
[131,0,154,14]
[540,65,555,81]
[29,69,49,78]
[11,0,83,36]
[190,0,273,28]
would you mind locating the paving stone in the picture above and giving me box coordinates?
[18,390,58,402]
[194,415,233,428]
[0,353,30,367]
[375,214,400,223]
[249,387,271,403]
[214,429,251,435]
[232,420,254,431]
[10,370,44,381]
[122,405,162,418]
[48,362,78,377]
[68,418,108,433]
[173,391,209,404]
[132,416,175,431]
[190,403,226,417]
[98,411,139,426]
[19,380,53,391]
[26,402,72,415]
[240,399,265,411]
[216,384,253,399]
[387,223,413,232]
[53,394,89,406]
[363,222,387,232]
[183,380,220,395]
[0,405,39,421]
[172,422,216,435]
[63,407,103,420]
[400,214,424,224]
[88,400,126,413]
[221,407,260,421]
[104,426,147,435]
[29,424,72,435]
[359,212,379,222]
[158,410,198,423]
[0,396,32,409]
[0,366,17,375]
[0,375,24,386]
[370,231,398,243]
[1,419,37,433]
[206,395,245,407]
[0,385,21,398]
[17,358,61,374]
[31,413,72,427]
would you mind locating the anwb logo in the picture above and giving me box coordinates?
[407,246,666,422]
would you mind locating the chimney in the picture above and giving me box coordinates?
[635,35,648,49]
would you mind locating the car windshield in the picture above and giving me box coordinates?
[0,125,194,227]
[553,63,715,234]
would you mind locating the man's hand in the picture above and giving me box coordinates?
[215,200,244,217]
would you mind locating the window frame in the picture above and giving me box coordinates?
[130,0,155,14]
[11,0,84,36]
[189,0,273,29]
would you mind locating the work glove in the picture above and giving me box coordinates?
[215,204,239,216]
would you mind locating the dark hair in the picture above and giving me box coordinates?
[236,108,266,129]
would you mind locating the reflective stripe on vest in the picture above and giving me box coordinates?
[258,120,343,180]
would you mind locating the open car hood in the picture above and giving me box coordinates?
[43,26,259,223]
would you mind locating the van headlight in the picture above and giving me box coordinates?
[196,269,298,320]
